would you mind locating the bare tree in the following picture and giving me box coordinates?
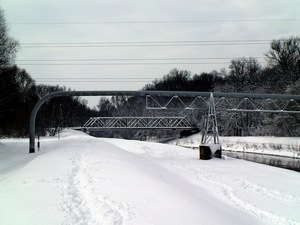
[265,36,300,83]
[228,57,262,92]
[0,8,19,69]
[97,97,116,117]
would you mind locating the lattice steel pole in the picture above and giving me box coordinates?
[200,93,221,159]
[201,93,220,145]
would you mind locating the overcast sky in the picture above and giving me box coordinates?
[1,0,299,107]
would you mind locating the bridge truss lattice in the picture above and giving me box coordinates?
[82,117,193,130]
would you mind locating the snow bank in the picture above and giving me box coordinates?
[0,130,300,225]
[169,134,300,159]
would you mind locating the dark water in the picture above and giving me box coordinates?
[223,151,300,172]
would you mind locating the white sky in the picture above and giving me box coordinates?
[1,0,299,107]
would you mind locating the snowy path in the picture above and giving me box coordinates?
[0,130,300,225]
[61,146,129,225]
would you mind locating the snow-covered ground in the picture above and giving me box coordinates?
[0,130,300,225]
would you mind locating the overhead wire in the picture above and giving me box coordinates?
[10,18,300,25]
[11,18,294,84]
[34,80,154,83]
[35,77,158,83]
[16,57,265,61]
[16,40,269,66]
[17,62,267,66]
[16,56,267,66]
[20,40,270,48]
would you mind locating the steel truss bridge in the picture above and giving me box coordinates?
[29,91,300,153]
[81,117,193,130]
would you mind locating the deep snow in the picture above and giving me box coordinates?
[0,130,300,225]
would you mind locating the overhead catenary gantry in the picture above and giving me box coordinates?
[146,93,300,113]
[29,90,211,153]
[29,90,300,153]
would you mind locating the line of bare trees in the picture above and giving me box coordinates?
[97,36,300,137]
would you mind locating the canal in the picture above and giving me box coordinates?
[223,151,300,172]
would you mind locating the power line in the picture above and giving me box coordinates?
[16,57,265,62]
[20,40,270,48]
[37,78,154,79]
[35,80,153,83]
[19,62,266,66]
[35,77,156,83]
[20,40,271,44]
[16,55,267,66]
[10,19,300,25]
[18,62,233,66]
[17,61,267,66]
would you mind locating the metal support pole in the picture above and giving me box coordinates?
[201,93,220,145]
[200,93,221,159]
[37,136,40,150]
